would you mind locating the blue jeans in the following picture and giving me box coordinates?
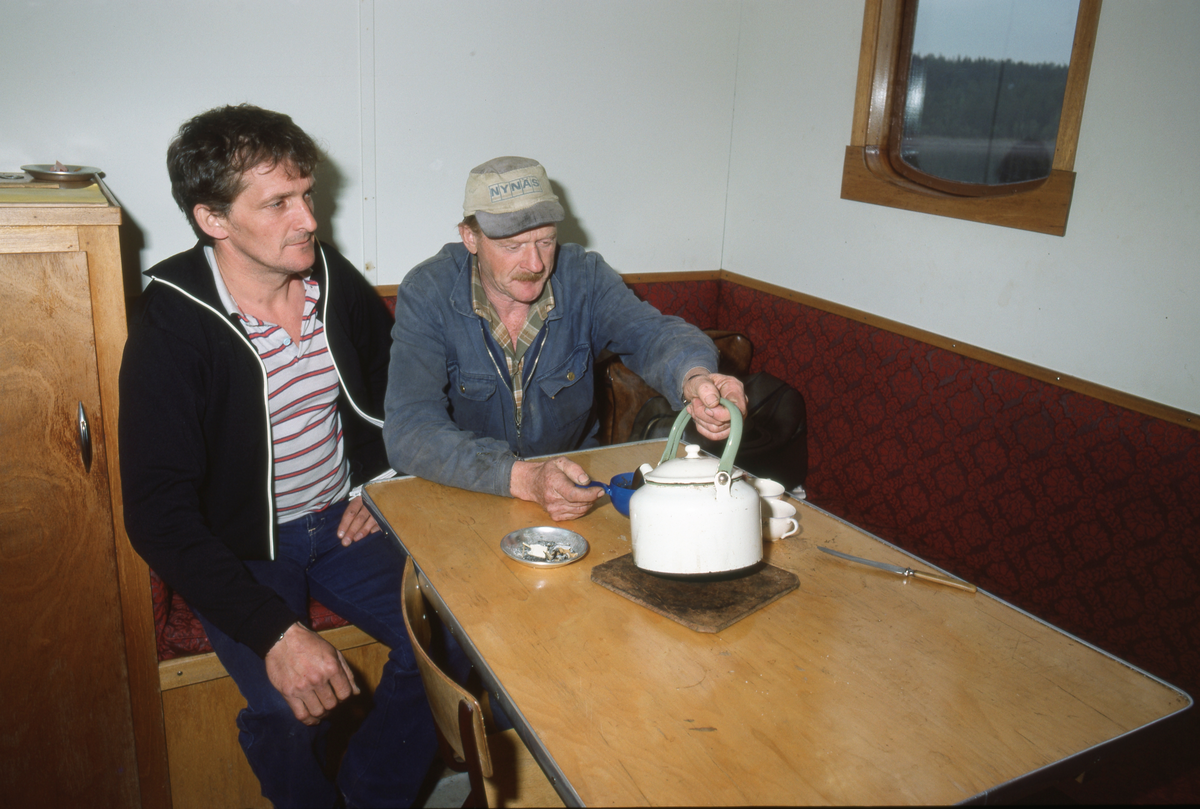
[195,499,462,808]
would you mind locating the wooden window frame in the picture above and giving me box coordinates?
[840,0,1102,236]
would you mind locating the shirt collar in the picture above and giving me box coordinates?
[204,245,241,317]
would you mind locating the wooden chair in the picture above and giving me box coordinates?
[593,329,753,444]
[401,558,564,808]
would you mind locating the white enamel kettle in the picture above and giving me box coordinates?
[629,398,762,576]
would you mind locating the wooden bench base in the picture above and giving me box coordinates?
[160,627,389,809]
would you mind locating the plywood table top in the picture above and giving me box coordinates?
[365,441,1189,806]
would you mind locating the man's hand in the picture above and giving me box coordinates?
[265,623,360,726]
[337,496,379,546]
[510,457,603,521]
[682,369,748,440]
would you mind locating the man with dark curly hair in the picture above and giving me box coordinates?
[119,104,448,808]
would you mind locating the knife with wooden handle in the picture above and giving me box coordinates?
[818,546,977,593]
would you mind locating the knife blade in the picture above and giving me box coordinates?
[818,546,976,592]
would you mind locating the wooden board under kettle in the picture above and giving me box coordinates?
[590,553,798,632]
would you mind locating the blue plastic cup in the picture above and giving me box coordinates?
[608,472,636,516]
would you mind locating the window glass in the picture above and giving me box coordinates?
[896,0,1079,187]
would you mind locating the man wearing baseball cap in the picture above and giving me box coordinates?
[383,156,746,520]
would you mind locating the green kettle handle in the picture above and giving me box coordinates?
[659,397,742,476]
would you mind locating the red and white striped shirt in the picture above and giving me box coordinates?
[209,250,350,522]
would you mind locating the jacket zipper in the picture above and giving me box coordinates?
[478,319,549,457]
[477,320,513,443]
[319,245,383,428]
[147,274,278,560]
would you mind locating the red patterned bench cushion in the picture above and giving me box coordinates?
[151,569,349,662]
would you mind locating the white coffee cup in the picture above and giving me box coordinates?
[753,478,786,500]
[763,499,799,541]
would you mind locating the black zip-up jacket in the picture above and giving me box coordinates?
[119,241,393,657]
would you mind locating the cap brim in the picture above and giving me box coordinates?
[475,200,565,239]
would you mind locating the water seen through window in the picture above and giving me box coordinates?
[896,0,1079,187]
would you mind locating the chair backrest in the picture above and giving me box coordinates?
[594,329,754,445]
[401,557,494,778]
[627,370,809,489]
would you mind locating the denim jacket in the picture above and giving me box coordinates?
[384,242,717,496]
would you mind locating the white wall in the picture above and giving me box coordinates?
[1,0,366,270]
[368,0,739,278]
[3,1,1197,414]
[724,1,1200,414]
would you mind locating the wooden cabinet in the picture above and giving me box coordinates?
[0,180,168,808]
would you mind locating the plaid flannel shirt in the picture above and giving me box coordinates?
[470,256,555,426]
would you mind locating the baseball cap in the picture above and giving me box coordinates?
[463,156,565,238]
